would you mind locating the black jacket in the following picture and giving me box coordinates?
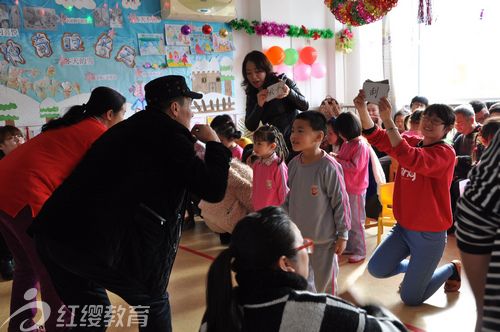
[245,74,309,162]
[30,109,231,296]
[452,125,483,179]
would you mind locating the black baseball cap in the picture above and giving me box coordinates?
[145,75,202,105]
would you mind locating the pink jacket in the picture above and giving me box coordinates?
[199,158,253,233]
[252,155,289,211]
[336,137,370,195]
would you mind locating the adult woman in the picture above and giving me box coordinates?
[0,87,126,332]
[0,125,25,158]
[243,50,309,163]
[354,90,461,306]
[0,125,24,281]
[201,206,407,332]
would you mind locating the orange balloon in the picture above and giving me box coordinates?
[265,46,286,66]
[300,46,318,65]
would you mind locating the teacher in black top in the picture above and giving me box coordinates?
[243,50,309,163]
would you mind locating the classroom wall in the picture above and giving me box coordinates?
[0,0,346,136]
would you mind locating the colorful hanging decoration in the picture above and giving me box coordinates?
[324,0,398,27]
[219,28,229,38]
[181,25,191,36]
[202,24,212,35]
[229,19,334,40]
[335,27,354,54]
[418,0,432,25]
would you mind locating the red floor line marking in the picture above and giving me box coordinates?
[404,323,426,332]
[178,245,215,261]
[179,246,426,332]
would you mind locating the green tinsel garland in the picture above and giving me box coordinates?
[230,19,334,40]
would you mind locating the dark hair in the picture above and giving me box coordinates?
[253,125,288,164]
[327,118,344,147]
[0,125,23,144]
[205,206,297,332]
[424,104,455,130]
[481,117,500,143]
[407,110,423,130]
[469,100,487,114]
[42,87,126,132]
[241,50,278,95]
[295,111,328,138]
[488,102,500,114]
[394,110,410,122]
[410,96,429,108]
[333,111,362,141]
[210,115,242,141]
[241,144,258,166]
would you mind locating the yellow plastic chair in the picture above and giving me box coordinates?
[377,182,397,245]
[389,157,399,182]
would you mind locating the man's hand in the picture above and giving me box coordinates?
[191,124,220,143]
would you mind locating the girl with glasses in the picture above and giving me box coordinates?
[201,206,407,332]
[354,90,461,307]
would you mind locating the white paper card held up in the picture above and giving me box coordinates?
[362,79,390,104]
[266,81,286,102]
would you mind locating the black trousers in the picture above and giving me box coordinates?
[0,231,13,260]
[35,234,172,332]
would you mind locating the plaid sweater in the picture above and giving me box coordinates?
[201,270,407,332]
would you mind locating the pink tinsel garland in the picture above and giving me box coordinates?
[254,22,289,38]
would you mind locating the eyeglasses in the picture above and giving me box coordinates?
[291,238,314,254]
[476,113,489,123]
[6,134,24,141]
[421,115,445,126]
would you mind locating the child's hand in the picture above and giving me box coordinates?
[257,89,269,107]
[353,90,367,111]
[334,238,347,255]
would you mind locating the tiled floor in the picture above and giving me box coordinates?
[0,219,476,331]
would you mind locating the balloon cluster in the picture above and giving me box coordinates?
[265,46,326,81]
[324,0,398,27]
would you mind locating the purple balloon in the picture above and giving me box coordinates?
[181,25,191,36]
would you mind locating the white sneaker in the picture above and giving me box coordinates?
[348,255,365,263]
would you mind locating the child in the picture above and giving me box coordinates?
[210,114,244,160]
[325,117,344,154]
[282,111,350,295]
[393,110,410,134]
[354,90,462,306]
[252,125,289,211]
[332,112,370,263]
[404,110,424,138]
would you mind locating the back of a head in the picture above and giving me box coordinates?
[409,110,423,130]
[42,87,125,132]
[210,114,242,141]
[481,117,500,142]
[489,102,500,117]
[295,111,327,137]
[333,111,361,141]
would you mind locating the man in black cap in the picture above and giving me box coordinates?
[29,75,231,331]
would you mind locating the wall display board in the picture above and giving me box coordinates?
[0,0,235,127]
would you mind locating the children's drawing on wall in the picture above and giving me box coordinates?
[9,6,22,29]
[39,98,60,123]
[138,33,166,56]
[0,39,25,67]
[94,8,110,28]
[0,4,9,29]
[212,32,234,53]
[109,8,123,28]
[94,33,113,59]
[191,55,234,113]
[22,7,57,31]
[165,24,191,46]
[166,46,191,67]
[129,80,146,111]
[190,33,213,55]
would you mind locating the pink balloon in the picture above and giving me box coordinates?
[294,64,311,81]
[274,64,293,78]
[311,62,326,79]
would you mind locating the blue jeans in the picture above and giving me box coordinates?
[367,223,453,306]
